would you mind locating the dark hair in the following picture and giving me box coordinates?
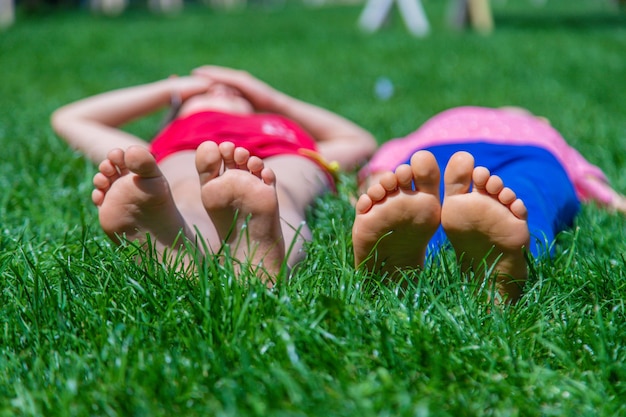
[157,93,183,133]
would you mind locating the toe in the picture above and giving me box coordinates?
[93,172,111,191]
[98,159,121,179]
[125,146,161,178]
[394,165,413,190]
[196,141,223,183]
[355,194,374,215]
[247,156,265,178]
[233,147,251,168]
[410,150,440,195]
[485,175,504,195]
[91,189,105,206]
[498,187,517,206]
[218,142,237,169]
[510,199,528,220]
[106,148,126,172]
[471,167,491,190]
[444,151,474,196]
[367,183,387,203]
[380,171,400,192]
[260,167,276,186]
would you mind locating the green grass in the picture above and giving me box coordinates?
[1,0,626,415]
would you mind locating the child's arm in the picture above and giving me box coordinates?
[51,76,211,165]
[192,66,377,171]
[581,175,626,215]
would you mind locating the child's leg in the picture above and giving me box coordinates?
[196,142,285,283]
[156,151,220,246]
[262,155,332,267]
[352,151,441,279]
[441,151,530,303]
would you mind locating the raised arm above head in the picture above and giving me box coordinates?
[192,65,377,171]
[51,76,212,165]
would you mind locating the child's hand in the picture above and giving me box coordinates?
[164,75,213,100]
[191,66,282,112]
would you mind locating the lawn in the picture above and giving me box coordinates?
[1,0,625,415]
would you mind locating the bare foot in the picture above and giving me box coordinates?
[92,146,193,256]
[441,151,529,303]
[352,151,441,279]
[195,141,285,283]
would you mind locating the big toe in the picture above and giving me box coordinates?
[196,141,223,184]
[124,146,162,178]
[410,150,440,195]
[444,151,475,197]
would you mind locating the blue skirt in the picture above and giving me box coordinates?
[401,143,581,258]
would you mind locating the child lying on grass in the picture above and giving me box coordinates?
[353,106,626,303]
[52,65,377,283]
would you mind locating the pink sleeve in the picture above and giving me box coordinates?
[358,136,415,181]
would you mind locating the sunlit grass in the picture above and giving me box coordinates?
[1,0,625,415]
